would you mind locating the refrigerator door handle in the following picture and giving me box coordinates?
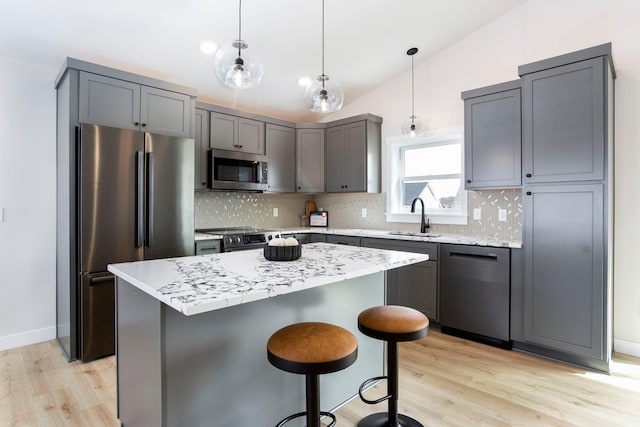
[146,152,155,246]
[136,151,144,247]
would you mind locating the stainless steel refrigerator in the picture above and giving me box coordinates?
[56,124,194,362]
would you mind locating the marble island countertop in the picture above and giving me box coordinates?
[108,242,428,316]
[196,227,522,248]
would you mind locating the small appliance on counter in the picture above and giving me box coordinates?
[309,211,329,227]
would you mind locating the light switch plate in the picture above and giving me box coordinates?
[473,208,481,220]
[273,207,278,217]
[498,208,507,222]
[361,208,367,218]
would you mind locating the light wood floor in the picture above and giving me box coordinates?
[2,329,639,426]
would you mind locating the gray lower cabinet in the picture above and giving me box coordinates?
[521,57,605,183]
[194,108,210,190]
[462,80,521,189]
[325,119,381,193]
[265,124,296,193]
[360,238,438,321]
[210,112,265,155]
[325,235,361,246]
[309,233,326,243]
[281,233,311,245]
[79,71,192,137]
[296,128,325,193]
[523,184,604,360]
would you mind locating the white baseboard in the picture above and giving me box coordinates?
[614,338,640,358]
[0,326,56,351]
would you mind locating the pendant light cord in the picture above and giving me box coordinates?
[237,0,242,57]
[411,53,415,123]
[321,0,326,89]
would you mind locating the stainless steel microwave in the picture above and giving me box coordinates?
[207,149,268,191]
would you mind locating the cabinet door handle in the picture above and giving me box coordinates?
[526,173,532,178]
[466,179,472,183]
[141,123,147,128]
[134,122,140,126]
[526,191,532,195]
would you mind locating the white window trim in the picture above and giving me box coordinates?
[385,129,467,225]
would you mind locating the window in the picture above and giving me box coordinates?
[386,131,467,225]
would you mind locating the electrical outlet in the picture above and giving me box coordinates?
[473,208,481,220]
[273,207,278,217]
[498,208,507,222]
[361,208,367,218]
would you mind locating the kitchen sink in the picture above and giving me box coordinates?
[387,231,441,238]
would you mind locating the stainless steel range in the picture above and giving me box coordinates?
[197,227,281,252]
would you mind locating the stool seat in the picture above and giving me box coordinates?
[268,322,358,375]
[358,305,429,342]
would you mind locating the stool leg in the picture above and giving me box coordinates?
[306,374,320,427]
[357,340,424,427]
[387,341,399,425]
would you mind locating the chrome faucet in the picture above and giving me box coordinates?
[410,197,430,233]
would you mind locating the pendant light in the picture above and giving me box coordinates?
[304,0,343,113]
[214,0,263,89]
[401,47,424,137]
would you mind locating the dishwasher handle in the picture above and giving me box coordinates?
[449,251,499,260]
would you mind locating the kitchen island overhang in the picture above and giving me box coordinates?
[108,242,429,427]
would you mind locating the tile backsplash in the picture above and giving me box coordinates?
[195,189,522,243]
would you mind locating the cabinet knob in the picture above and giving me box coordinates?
[526,173,532,178]
[526,191,532,196]
[466,179,472,183]
[134,122,140,126]
[141,123,147,127]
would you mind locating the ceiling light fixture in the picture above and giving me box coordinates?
[304,0,343,113]
[213,0,263,89]
[199,40,218,55]
[401,47,424,137]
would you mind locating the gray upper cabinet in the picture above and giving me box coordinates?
[521,57,605,183]
[79,72,191,137]
[265,124,296,193]
[360,238,438,321]
[325,118,381,193]
[462,80,521,189]
[194,109,210,190]
[210,112,265,154]
[296,128,325,193]
[523,184,604,360]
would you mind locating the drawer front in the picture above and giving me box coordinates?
[326,235,361,246]
[195,239,222,255]
[360,237,438,260]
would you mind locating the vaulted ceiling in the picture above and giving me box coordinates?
[1,0,525,121]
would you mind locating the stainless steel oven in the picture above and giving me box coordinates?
[196,227,280,252]
[207,149,268,191]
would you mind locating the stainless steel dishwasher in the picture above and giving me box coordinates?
[439,244,511,347]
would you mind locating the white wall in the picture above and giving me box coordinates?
[1,0,639,357]
[0,57,58,349]
[327,0,640,356]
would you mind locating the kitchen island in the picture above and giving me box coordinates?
[108,242,428,427]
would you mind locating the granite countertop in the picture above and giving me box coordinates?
[108,242,428,316]
[196,227,522,248]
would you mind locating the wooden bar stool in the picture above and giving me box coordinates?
[267,322,358,427]
[357,305,429,427]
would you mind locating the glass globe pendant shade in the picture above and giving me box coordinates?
[304,75,344,113]
[401,116,424,138]
[214,40,264,89]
